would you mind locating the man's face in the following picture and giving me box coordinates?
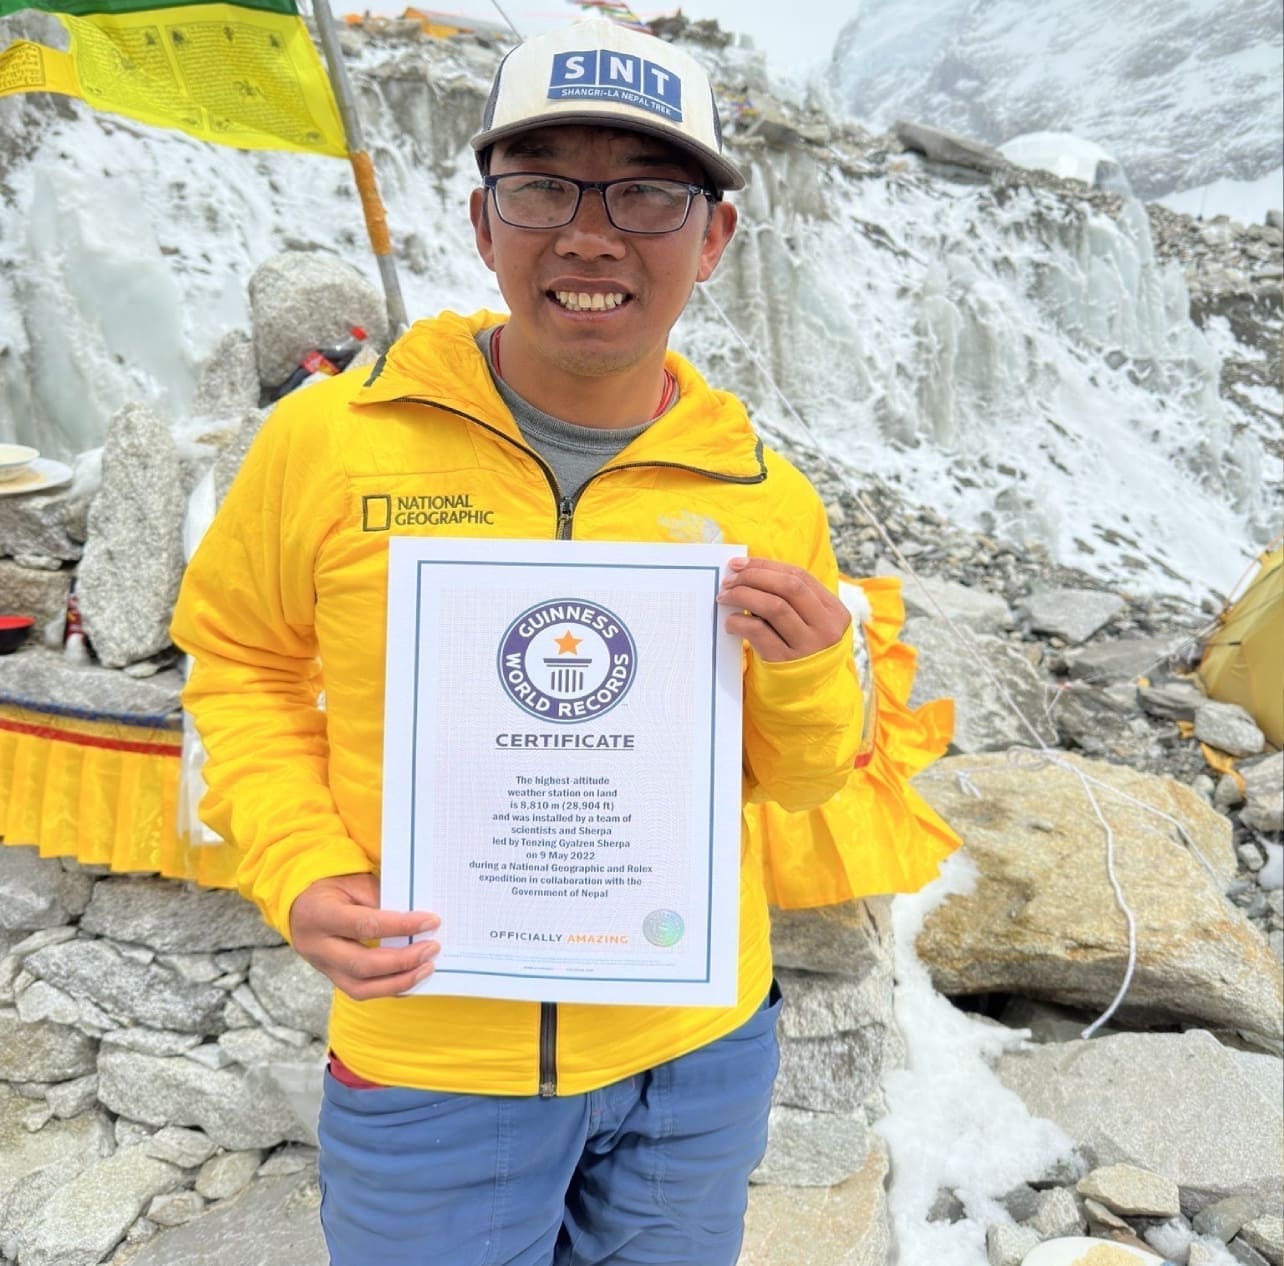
[469,125,737,384]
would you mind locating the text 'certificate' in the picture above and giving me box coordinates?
[381,538,745,1007]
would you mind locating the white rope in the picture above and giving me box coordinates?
[692,283,1215,1039]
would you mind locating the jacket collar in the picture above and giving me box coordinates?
[353,310,767,482]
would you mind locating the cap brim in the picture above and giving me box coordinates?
[471,113,746,192]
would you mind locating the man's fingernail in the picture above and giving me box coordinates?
[421,942,441,960]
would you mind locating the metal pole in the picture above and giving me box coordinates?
[310,0,409,336]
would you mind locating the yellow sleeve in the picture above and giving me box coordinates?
[169,397,371,939]
[741,486,864,812]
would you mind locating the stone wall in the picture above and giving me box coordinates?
[0,844,896,1264]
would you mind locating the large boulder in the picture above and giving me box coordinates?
[248,251,387,389]
[995,1031,1283,1212]
[914,753,1283,1047]
[76,404,186,667]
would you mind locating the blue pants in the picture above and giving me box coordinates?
[318,988,782,1266]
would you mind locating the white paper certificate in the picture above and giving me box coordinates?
[381,538,745,1007]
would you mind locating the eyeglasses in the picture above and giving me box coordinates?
[483,172,716,235]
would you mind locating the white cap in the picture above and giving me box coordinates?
[472,19,745,192]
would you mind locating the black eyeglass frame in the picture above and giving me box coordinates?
[482,172,719,235]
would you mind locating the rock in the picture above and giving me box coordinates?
[0,483,82,562]
[0,558,71,628]
[190,330,261,419]
[995,1030,1283,1211]
[0,644,182,717]
[196,1147,264,1200]
[774,1028,895,1115]
[97,1043,315,1150]
[257,1145,316,1177]
[0,845,95,931]
[1084,1196,1132,1232]
[147,1189,208,1227]
[247,251,388,388]
[1241,752,1284,833]
[14,1146,182,1266]
[24,938,228,1032]
[45,1071,99,1119]
[741,1138,891,1266]
[1240,1214,1284,1264]
[914,754,1283,1045]
[894,120,1006,174]
[985,1221,1042,1266]
[0,1097,115,1259]
[1137,678,1209,721]
[904,618,1057,752]
[0,1005,97,1080]
[877,566,1012,633]
[1025,1185,1085,1237]
[929,1188,967,1222]
[1064,635,1188,684]
[752,1106,870,1186]
[80,877,283,952]
[1194,700,1266,757]
[770,898,892,978]
[105,1027,202,1057]
[1229,1240,1273,1266]
[1047,681,1153,761]
[1020,587,1126,643]
[1195,1194,1265,1242]
[247,947,333,1038]
[143,1124,218,1169]
[1078,1163,1182,1217]
[1000,1183,1041,1222]
[99,1168,325,1266]
[76,404,187,667]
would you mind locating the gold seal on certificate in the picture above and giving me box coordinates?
[381,538,745,1007]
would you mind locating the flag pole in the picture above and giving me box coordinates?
[309,0,409,336]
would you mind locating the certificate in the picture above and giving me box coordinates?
[381,538,745,1006]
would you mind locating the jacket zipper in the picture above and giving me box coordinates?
[393,396,766,1097]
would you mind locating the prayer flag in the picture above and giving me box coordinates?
[0,0,346,155]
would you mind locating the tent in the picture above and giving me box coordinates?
[1198,545,1283,748]
[998,131,1132,197]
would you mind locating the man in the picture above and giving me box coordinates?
[171,17,862,1265]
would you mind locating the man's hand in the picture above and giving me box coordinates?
[289,873,441,1001]
[716,557,851,662]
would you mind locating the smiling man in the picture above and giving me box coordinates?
[171,17,863,1266]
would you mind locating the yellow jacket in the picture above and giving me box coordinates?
[171,310,862,1095]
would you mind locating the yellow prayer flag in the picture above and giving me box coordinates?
[0,0,346,156]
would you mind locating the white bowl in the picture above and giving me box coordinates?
[0,444,38,482]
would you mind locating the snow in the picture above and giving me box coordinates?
[878,855,1075,1264]
[827,0,1284,211]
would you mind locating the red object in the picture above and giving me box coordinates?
[0,614,34,655]
[0,616,34,630]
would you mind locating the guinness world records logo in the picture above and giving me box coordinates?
[498,598,637,723]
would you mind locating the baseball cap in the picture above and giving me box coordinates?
[472,18,746,192]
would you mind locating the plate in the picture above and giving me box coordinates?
[0,457,73,498]
[1022,1237,1167,1265]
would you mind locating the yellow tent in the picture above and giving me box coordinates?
[1199,544,1283,748]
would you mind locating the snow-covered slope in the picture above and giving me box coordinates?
[0,22,1277,602]
[827,0,1283,211]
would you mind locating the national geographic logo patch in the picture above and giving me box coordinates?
[362,492,496,532]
